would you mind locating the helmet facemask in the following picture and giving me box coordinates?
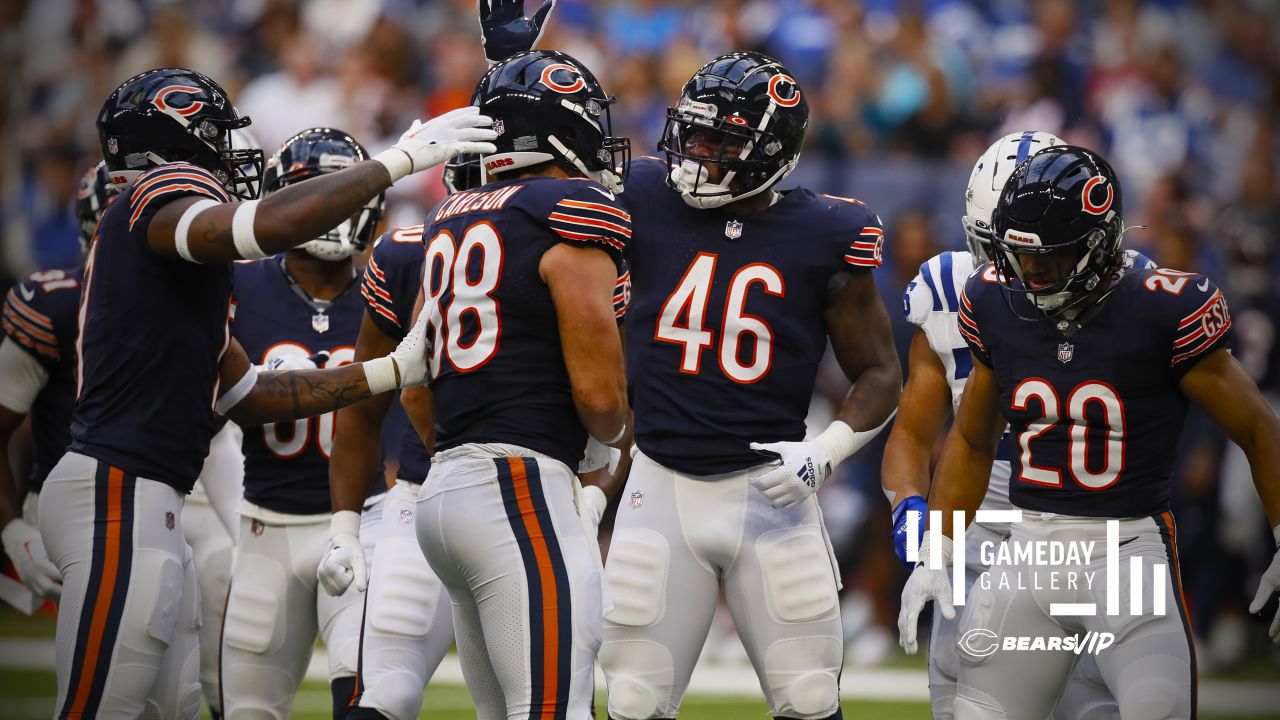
[660,102,797,209]
[992,224,1121,321]
[299,201,381,261]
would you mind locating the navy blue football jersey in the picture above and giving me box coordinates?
[424,175,630,469]
[362,225,432,483]
[232,258,380,514]
[619,157,885,475]
[958,263,1233,517]
[69,163,234,491]
[2,266,82,491]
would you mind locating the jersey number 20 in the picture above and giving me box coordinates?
[1012,379,1125,489]
[655,252,784,384]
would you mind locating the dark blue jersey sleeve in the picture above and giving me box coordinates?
[361,225,426,339]
[124,163,230,238]
[958,266,994,367]
[817,193,886,270]
[1162,272,1233,377]
[543,182,631,269]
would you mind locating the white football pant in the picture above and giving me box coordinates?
[219,497,382,719]
[954,512,1195,720]
[349,479,454,720]
[42,451,202,719]
[601,450,844,720]
[182,481,235,717]
[416,445,603,720]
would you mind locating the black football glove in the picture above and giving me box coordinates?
[479,0,556,65]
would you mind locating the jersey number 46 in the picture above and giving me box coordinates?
[655,252,784,384]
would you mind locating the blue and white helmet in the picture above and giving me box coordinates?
[963,131,1063,264]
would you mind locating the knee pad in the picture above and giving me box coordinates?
[122,551,185,653]
[762,636,842,718]
[601,639,674,719]
[757,530,838,623]
[1114,678,1181,720]
[222,554,287,655]
[603,530,669,628]
[367,538,441,639]
[360,671,428,720]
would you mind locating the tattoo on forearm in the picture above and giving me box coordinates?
[258,369,374,420]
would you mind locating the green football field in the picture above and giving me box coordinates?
[2,606,1275,719]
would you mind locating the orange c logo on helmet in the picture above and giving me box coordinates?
[539,63,587,94]
[1081,176,1113,215]
[767,74,801,107]
[152,84,205,117]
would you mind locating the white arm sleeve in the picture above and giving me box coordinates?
[0,338,50,413]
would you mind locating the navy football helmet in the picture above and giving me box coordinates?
[261,127,384,261]
[660,52,808,209]
[471,50,629,192]
[990,145,1125,320]
[97,67,264,199]
[75,161,119,250]
[442,153,484,195]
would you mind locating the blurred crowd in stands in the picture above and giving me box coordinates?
[2,0,1277,671]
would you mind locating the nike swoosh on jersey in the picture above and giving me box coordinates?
[1118,536,1139,547]
[1197,278,1210,292]
[588,186,616,201]
[18,284,34,301]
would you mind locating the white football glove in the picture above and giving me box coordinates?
[2,519,61,600]
[747,437,833,508]
[578,437,611,474]
[262,352,323,372]
[317,510,367,596]
[578,485,607,537]
[364,301,433,394]
[898,531,956,655]
[374,107,499,182]
[1248,526,1280,643]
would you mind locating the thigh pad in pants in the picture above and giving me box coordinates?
[222,552,287,655]
[604,529,670,629]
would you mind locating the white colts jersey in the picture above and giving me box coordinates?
[904,250,1014,524]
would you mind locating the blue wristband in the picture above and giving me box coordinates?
[891,495,928,568]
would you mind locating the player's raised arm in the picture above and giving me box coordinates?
[147,109,496,264]
[541,243,628,445]
[747,268,903,509]
[1178,347,1280,640]
[216,305,432,426]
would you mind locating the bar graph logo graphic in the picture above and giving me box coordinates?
[906,510,1168,618]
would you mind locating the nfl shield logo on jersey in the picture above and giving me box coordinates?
[165,511,175,530]
[724,220,743,239]
[1057,341,1074,364]
[399,508,413,524]
[312,312,330,333]
[629,490,645,509]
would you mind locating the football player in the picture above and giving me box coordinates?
[219,127,389,719]
[897,145,1280,718]
[0,162,112,607]
[479,9,902,719]
[412,50,630,718]
[41,67,494,718]
[884,131,1162,720]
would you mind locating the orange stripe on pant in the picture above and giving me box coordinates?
[508,458,561,720]
[68,466,125,717]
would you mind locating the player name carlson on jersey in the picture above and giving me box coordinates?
[433,184,525,222]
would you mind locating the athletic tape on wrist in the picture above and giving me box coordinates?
[214,364,258,415]
[232,200,267,260]
[363,356,399,395]
[174,199,219,262]
[373,147,414,183]
[331,510,361,537]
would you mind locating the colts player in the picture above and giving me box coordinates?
[885,131,1160,720]
[413,51,630,719]
[42,67,493,718]
[0,162,113,608]
[219,128,389,719]
[898,145,1280,718]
